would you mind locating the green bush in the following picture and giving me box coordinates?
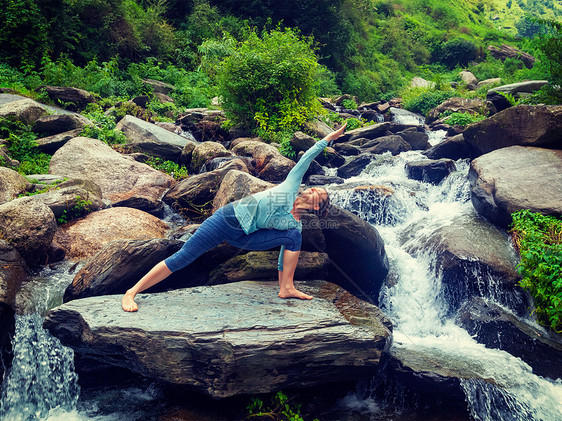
[0,118,50,175]
[145,157,189,179]
[402,87,455,116]
[217,27,323,137]
[511,210,562,332]
[441,111,487,126]
[438,38,479,69]
[80,105,128,145]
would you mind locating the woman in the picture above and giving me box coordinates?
[122,122,347,311]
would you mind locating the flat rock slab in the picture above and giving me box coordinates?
[44,280,392,398]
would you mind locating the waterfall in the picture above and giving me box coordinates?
[328,149,562,420]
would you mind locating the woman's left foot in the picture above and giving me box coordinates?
[278,287,313,300]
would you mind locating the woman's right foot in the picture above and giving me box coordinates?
[278,287,313,300]
[122,292,139,312]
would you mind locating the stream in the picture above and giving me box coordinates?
[1,110,561,420]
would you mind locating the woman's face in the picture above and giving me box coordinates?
[299,187,327,210]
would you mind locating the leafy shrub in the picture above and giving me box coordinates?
[341,98,358,110]
[80,105,128,145]
[217,27,323,137]
[246,391,315,421]
[0,118,50,175]
[511,210,562,332]
[56,195,94,225]
[437,38,479,69]
[402,87,455,116]
[145,157,189,179]
[441,111,487,126]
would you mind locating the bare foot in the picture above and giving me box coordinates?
[278,287,313,300]
[122,292,139,312]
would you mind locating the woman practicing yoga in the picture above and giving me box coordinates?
[122,122,347,312]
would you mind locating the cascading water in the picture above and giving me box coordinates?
[327,114,562,419]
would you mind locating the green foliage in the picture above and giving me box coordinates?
[511,210,562,332]
[345,118,364,131]
[437,38,479,69]
[441,111,487,126]
[246,391,317,421]
[145,157,189,179]
[217,27,323,135]
[531,17,562,104]
[402,87,456,115]
[0,118,50,175]
[341,98,358,110]
[80,105,128,145]
[56,195,94,225]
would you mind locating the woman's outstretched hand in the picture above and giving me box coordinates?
[324,121,347,146]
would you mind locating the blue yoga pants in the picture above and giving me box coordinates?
[164,203,302,272]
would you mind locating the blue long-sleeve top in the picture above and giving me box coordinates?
[232,138,328,271]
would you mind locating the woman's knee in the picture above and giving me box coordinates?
[286,229,302,251]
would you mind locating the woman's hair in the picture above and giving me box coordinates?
[311,188,330,218]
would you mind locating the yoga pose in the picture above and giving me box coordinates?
[122,122,347,312]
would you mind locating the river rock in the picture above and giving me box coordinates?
[337,153,377,178]
[44,280,392,398]
[212,170,273,211]
[0,240,29,308]
[306,175,345,185]
[180,141,197,168]
[396,128,429,150]
[333,143,361,156]
[232,140,295,182]
[477,78,502,90]
[290,132,316,153]
[0,145,19,169]
[423,134,472,160]
[30,185,105,221]
[487,81,549,112]
[190,141,232,173]
[487,45,536,69]
[199,156,251,173]
[460,70,478,86]
[405,159,456,184]
[43,86,96,110]
[322,206,389,303]
[163,159,247,220]
[116,115,193,162]
[53,207,169,260]
[426,97,496,125]
[457,297,562,380]
[0,167,32,204]
[463,105,562,157]
[35,129,83,154]
[399,211,524,313]
[314,146,345,167]
[208,251,330,283]
[0,197,56,267]
[363,135,412,156]
[336,122,392,143]
[304,119,333,138]
[32,114,90,136]
[0,98,47,125]
[469,146,562,228]
[49,137,175,213]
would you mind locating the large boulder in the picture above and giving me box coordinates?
[459,70,478,86]
[463,105,562,157]
[49,137,175,213]
[336,122,392,143]
[44,280,392,398]
[35,129,83,154]
[487,45,536,69]
[363,135,412,156]
[396,128,429,150]
[426,97,496,125]
[322,206,389,303]
[457,297,562,381]
[30,185,105,221]
[399,211,525,314]
[487,81,549,112]
[422,134,472,160]
[115,115,193,162]
[0,167,32,204]
[208,251,330,283]
[0,240,29,308]
[231,140,295,182]
[405,159,456,184]
[337,153,378,178]
[43,86,95,110]
[212,170,273,211]
[32,114,90,136]
[469,146,562,228]
[0,98,47,125]
[53,207,169,260]
[0,197,56,267]
[163,159,247,220]
[189,141,232,173]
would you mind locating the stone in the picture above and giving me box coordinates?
[336,122,392,143]
[232,140,295,182]
[190,141,232,173]
[459,70,478,85]
[410,77,435,88]
[477,78,502,89]
[116,115,192,162]
[53,207,169,260]
[44,280,392,398]
[0,167,32,204]
[426,97,496,125]
[423,134,472,160]
[32,114,90,136]
[212,170,273,212]
[0,240,29,308]
[208,251,330,283]
[399,212,525,314]
[30,185,105,221]
[35,129,83,154]
[303,119,333,139]
[396,128,430,150]
[322,206,389,303]
[306,175,345,186]
[469,146,562,228]
[290,132,316,153]
[363,135,412,156]
[180,141,197,168]
[199,156,251,173]
[333,143,360,156]
[457,297,562,381]
[463,105,562,157]
[314,147,345,167]
[337,153,377,178]
[143,79,175,95]
[405,159,456,184]
[0,98,47,125]
[487,45,536,69]
[43,86,96,110]
[163,159,248,220]
[487,81,549,112]
[0,197,56,267]
[49,137,175,213]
